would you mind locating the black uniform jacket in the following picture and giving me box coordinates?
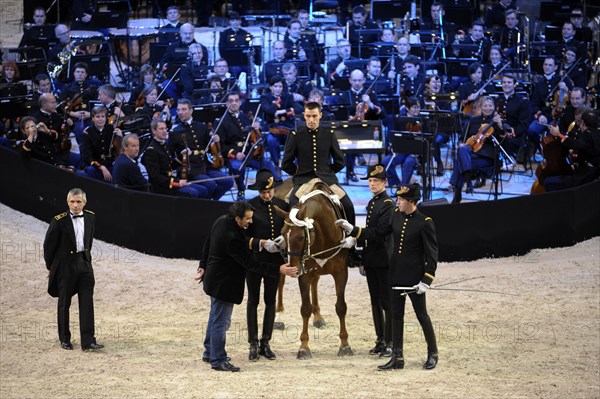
[353,208,437,286]
[352,191,395,269]
[112,153,148,191]
[141,138,180,195]
[247,196,289,278]
[201,215,274,304]
[43,210,95,297]
[281,125,345,186]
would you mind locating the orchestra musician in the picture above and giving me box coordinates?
[387,36,413,86]
[128,64,159,110]
[281,62,312,107]
[527,56,574,155]
[170,99,233,200]
[136,85,171,125]
[180,43,210,103]
[558,87,586,134]
[381,97,421,188]
[499,9,523,63]
[327,38,356,88]
[71,0,94,30]
[495,74,532,160]
[560,47,587,89]
[365,57,392,96]
[399,56,425,99]
[112,134,149,192]
[20,117,68,168]
[158,5,184,44]
[81,106,123,182]
[456,20,491,61]
[197,77,223,105]
[419,1,456,52]
[260,75,303,169]
[484,0,517,28]
[545,109,600,191]
[344,69,384,182]
[554,22,588,63]
[482,46,506,81]
[217,92,280,201]
[218,12,253,79]
[58,62,100,144]
[206,59,235,92]
[422,76,452,176]
[283,19,313,65]
[450,96,508,203]
[458,62,493,106]
[263,41,288,84]
[97,84,124,122]
[30,73,53,105]
[345,5,380,59]
[141,118,207,198]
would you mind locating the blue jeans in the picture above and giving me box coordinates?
[203,297,235,367]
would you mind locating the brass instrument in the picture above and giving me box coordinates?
[47,43,79,80]
[517,15,530,70]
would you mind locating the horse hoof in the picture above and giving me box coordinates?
[337,346,354,357]
[313,319,326,329]
[297,348,312,360]
[273,322,285,330]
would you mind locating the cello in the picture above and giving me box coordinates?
[530,121,573,194]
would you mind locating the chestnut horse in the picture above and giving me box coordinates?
[275,182,353,359]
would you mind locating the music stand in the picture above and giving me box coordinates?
[69,54,111,80]
[16,60,47,81]
[0,95,31,119]
[220,45,262,67]
[442,57,477,77]
[90,11,130,29]
[344,59,368,74]
[193,104,227,123]
[371,0,411,21]
[389,123,434,200]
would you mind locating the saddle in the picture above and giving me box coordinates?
[296,179,347,222]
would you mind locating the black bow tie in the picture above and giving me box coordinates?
[71,213,83,218]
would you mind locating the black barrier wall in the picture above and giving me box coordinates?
[1,147,599,261]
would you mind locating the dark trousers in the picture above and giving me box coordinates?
[246,270,279,344]
[390,290,437,354]
[56,257,95,347]
[365,266,391,342]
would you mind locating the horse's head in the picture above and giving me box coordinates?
[275,204,315,273]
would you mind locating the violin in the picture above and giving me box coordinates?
[462,62,510,117]
[205,121,225,169]
[465,119,496,153]
[245,107,265,158]
[109,101,124,159]
[404,120,422,133]
[350,61,390,121]
[530,122,573,194]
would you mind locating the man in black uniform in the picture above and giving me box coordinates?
[216,92,279,201]
[158,5,184,44]
[20,117,66,167]
[246,170,289,361]
[195,202,297,372]
[263,41,288,83]
[495,74,532,159]
[340,165,395,357]
[345,5,380,59]
[327,38,356,88]
[218,12,253,79]
[281,102,355,225]
[59,62,99,144]
[337,183,439,370]
[81,106,123,182]
[43,188,104,351]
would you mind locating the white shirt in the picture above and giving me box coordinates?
[71,213,85,252]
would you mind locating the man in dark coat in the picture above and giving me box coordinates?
[195,202,297,372]
[112,134,148,191]
[43,188,103,351]
[338,183,439,370]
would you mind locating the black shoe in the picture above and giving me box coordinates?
[81,342,104,351]
[423,352,438,370]
[259,342,276,360]
[347,173,359,182]
[60,341,73,350]
[369,340,385,355]
[249,344,260,361]
[451,187,462,204]
[377,349,404,370]
[202,356,230,363]
[379,346,393,358]
[212,361,240,372]
[237,190,245,201]
[473,177,486,188]
[357,155,367,166]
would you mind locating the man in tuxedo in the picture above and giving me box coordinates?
[43,188,104,351]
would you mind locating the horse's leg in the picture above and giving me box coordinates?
[297,275,313,359]
[310,274,326,329]
[334,260,353,356]
[273,274,286,330]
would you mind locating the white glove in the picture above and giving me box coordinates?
[273,235,286,249]
[335,219,354,234]
[340,236,356,249]
[413,281,430,295]
[181,148,192,156]
[263,240,280,253]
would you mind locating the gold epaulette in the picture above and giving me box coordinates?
[54,212,68,220]
[291,130,297,135]
[84,209,95,215]
[384,199,394,203]
[395,208,400,212]
[425,217,432,221]
[424,272,435,281]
